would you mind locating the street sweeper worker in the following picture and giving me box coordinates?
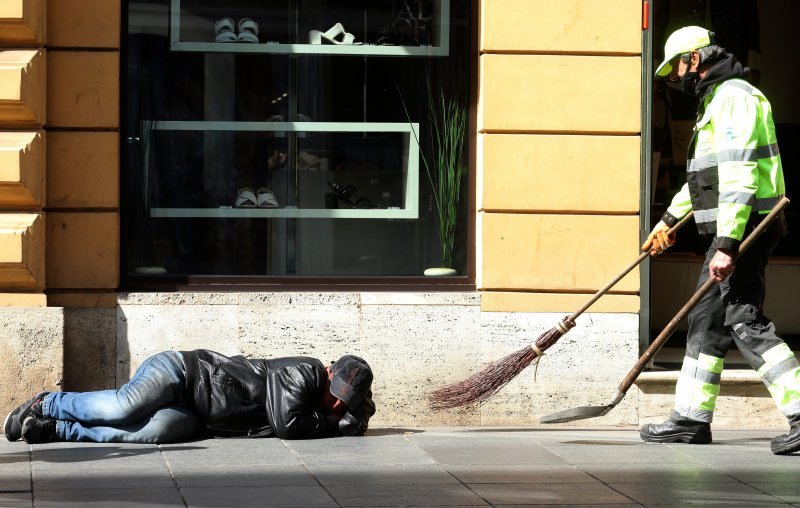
[640,26,799,455]
[4,350,375,444]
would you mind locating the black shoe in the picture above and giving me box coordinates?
[640,418,712,444]
[21,416,59,444]
[771,424,800,455]
[3,391,49,442]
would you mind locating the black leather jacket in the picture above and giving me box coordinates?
[179,349,374,439]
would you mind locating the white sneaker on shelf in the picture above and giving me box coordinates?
[214,17,236,43]
[237,18,259,43]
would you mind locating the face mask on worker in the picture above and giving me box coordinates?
[680,70,700,95]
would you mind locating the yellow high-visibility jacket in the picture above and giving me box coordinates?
[663,78,785,251]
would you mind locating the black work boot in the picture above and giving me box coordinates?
[640,417,712,444]
[771,424,800,455]
[21,416,59,444]
[3,392,50,442]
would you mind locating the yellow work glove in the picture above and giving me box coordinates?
[642,220,676,256]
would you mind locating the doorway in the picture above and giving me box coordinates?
[646,0,800,368]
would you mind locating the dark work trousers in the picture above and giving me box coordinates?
[675,225,800,426]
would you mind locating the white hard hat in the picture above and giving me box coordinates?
[655,26,712,77]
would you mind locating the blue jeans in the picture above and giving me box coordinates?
[42,351,202,443]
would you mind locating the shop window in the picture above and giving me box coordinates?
[123,0,472,283]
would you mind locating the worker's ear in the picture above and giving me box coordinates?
[690,50,700,70]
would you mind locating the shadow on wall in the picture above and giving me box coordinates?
[62,307,128,391]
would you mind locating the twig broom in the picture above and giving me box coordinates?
[429,212,695,410]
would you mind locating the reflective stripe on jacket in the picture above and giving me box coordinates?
[663,78,786,251]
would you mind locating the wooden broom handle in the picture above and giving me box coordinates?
[567,211,695,323]
[617,196,790,395]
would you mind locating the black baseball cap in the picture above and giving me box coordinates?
[330,355,373,409]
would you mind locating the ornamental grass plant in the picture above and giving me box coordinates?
[399,78,467,270]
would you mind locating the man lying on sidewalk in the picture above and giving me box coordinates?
[4,350,375,444]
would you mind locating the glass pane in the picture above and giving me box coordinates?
[124,0,471,279]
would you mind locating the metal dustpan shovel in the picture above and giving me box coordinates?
[540,197,790,425]
[539,392,624,424]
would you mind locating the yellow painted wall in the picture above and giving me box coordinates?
[481,214,640,292]
[0,0,45,46]
[0,0,46,301]
[482,0,642,54]
[44,0,120,299]
[0,0,120,303]
[480,0,643,313]
[482,134,640,212]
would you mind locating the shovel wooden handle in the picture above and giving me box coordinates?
[567,211,695,322]
[617,196,790,395]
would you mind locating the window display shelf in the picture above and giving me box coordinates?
[150,207,415,219]
[170,0,449,57]
[146,121,420,220]
[169,41,448,57]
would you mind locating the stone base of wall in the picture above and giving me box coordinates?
[113,292,639,427]
[0,307,63,418]
[38,292,789,431]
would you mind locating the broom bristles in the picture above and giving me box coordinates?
[429,326,566,410]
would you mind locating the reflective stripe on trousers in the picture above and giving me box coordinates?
[672,228,800,423]
[674,353,724,423]
[755,343,800,417]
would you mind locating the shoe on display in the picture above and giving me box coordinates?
[309,23,362,45]
[328,182,355,201]
[21,416,59,444]
[235,187,257,208]
[256,188,279,208]
[640,417,712,444]
[214,17,237,43]
[296,151,321,171]
[771,424,800,455]
[3,391,49,442]
[237,18,259,43]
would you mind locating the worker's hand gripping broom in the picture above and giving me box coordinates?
[429,212,696,410]
[540,196,790,423]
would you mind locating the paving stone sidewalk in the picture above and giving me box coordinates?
[1,427,799,507]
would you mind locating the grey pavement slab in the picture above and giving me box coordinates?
[442,464,599,484]
[31,442,167,468]
[2,427,800,507]
[324,482,490,506]
[407,433,570,466]
[309,463,459,485]
[0,461,30,491]
[609,482,791,506]
[580,462,738,484]
[468,482,636,506]
[33,464,176,491]
[180,485,337,508]
[0,439,30,492]
[750,483,800,505]
[160,438,301,465]
[0,492,32,508]
[33,487,184,507]
[170,463,318,488]
[288,434,436,466]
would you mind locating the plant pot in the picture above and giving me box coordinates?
[424,267,457,276]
